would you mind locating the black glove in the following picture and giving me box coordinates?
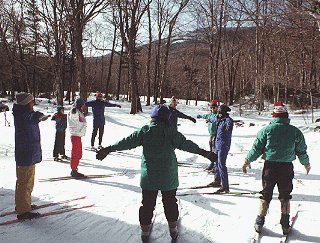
[96,146,112,161]
[117,105,121,108]
[189,117,196,123]
[198,149,217,162]
[197,115,202,119]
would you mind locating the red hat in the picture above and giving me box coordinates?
[272,101,288,117]
[209,100,218,108]
[96,91,103,98]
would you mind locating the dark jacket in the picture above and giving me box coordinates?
[209,115,233,153]
[51,113,67,132]
[168,106,194,128]
[109,121,203,191]
[12,104,43,166]
[85,100,120,127]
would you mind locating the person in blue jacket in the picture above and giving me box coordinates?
[207,104,233,193]
[85,91,121,150]
[51,106,68,161]
[13,92,50,220]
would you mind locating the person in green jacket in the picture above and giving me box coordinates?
[197,100,219,172]
[96,104,216,242]
[242,101,311,235]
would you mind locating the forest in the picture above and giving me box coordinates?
[0,0,320,113]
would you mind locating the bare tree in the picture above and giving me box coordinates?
[116,0,152,114]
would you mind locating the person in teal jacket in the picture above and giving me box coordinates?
[197,100,219,171]
[242,101,311,235]
[96,104,216,242]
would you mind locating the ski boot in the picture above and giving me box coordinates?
[208,178,221,187]
[254,215,265,233]
[71,170,86,178]
[280,214,291,235]
[17,212,41,220]
[168,221,179,240]
[140,224,151,242]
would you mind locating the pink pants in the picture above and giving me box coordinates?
[70,136,82,171]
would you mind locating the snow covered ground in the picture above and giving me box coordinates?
[0,97,319,243]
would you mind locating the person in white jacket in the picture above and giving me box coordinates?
[68,98,87,177]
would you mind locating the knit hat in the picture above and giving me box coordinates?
[218,104,231,114]
[150,104,172,124]
[57,106,64,113]
[16,92,34,106]
[75,98,85,108]
[169,96,177,106]
[209,100,218,108]
[96,91,103,99]
[272,101,288,118]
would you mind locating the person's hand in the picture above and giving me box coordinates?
[190,117,196,123]
[197,115,201,119]
[198,149,217,162]
[304,164,311,174]
[96,146,112,161]
[242,159,251,173]
[39,114,51,121]
[117,105,121,108]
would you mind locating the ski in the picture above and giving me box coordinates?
[178,183,239,190]
[279,210,299,243]
[39,170,128,182]
[177,191,257,197]
[84,147,98,152]
[0,204,95,226]
[0,196,86,218]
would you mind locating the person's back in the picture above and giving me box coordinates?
[243,101,310,235]
[96,104,216,241]
[246,117,308,164]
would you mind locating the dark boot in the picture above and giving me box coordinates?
[208,178,221,187]
[254,215,265,233]
[254,199,269,233]
[17,212,41,220]
[280,214,291,235]
[140,224,151,242]
[280,199,291,235]
[71,170,86,178]
[168,221,179,240]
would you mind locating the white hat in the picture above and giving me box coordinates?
[16,92,34,106]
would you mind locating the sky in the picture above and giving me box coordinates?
[0,96,319,243]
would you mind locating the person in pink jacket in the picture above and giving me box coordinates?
[68,98,87,178]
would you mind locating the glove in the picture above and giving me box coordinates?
[242,159,251,173]
[197,115,202,119]
[96,146,112,161]
[189,117,196,123]
[206,119,210,123]
[198,149,217,162]
[39,114,51,121]
[117,105,121,108]
[304,164,311,174]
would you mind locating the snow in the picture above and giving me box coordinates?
[0,98,320,243]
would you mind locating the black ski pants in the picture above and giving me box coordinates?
[139,189,178,225]
[53,131,66,157]
[260,161,294,202]
[91,125,104,147]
